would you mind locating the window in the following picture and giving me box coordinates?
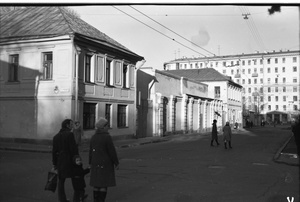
[96,55,104,82]
[276,105,278,110]
[283,96,286,101]
[184,64,187,69]
[275,96,278,101]
[248,69,251,74]
[106,59,112,86]
[268,105,271,110]
[248,79,251,84]
[283,105,286,111]
[200,63,203,68]
[248,60,251,65]
[260,96,264,102]
[282,58,285,63]
[268,87,271,93]
[105,104,112,128]
[242,79,245,84]
[117,105,127,127]
[242,69,245,74]
[260,87,263,93]
[293,66,297,72]
[275,67,278,73]
[293,78,297,83]
[260,78,263,84]
[275,58,278,64]
[268,78,271,84]
[282,67,285,72]
[283,78,286,83]
[215,62,218,67]
[248,88,251,93]
[253,59,257,65]
[190,64,193,69]
[260,59,263,64]
[294,105,298,110]
[293,57,297,63]
[223,61,226,67]
[242,60,245,66]
[41,52,53,80]
[283,87,286,92]
[215,86,220,99]
[267,68,270,73]
[275,87,278,92]
[267,58,270,64]
[268,96,271,101]
[8,54,19,82]
[231,69,234,75]
[254,79,257,84]
[123,64,128,88]
[83,103,96,129]
[85,55,92,82]
[275,78,278,84]
[293,87,297,92]
[260,68,263,73]
[293,96,298,101]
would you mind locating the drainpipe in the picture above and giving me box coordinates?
[135,59,146,138]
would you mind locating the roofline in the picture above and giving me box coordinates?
[0,34,71,45]
[165,49,300,64]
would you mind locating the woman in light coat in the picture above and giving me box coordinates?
[223,122,232,149]
[89,118,119,202]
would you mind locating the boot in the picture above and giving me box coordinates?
[229,141,232,149]
[216,140,220,146]
[210,140,214,147]
[224,142,227,149]
[93,191,100,202]
[99,191,107,202]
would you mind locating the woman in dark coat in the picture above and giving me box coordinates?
[211,119,220,146]
[223,121,233,149]
[89,117,119,202]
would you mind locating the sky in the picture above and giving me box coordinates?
[69,5,300,70]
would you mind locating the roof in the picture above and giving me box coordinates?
[0,7,143,59]
[165,68,242,88]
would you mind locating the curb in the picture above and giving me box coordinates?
[273,134,299,166]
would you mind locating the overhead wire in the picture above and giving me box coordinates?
[129,6,215,56]
[239,6,266,51]
[112,6,209,57]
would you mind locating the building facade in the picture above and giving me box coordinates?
[165,68,243,127]
[0,7,144,140]
[164,50,300,125]
[137,67,226,137]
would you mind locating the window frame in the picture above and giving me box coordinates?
[8,54,19,82]
[41,52,53,80]
[117,104,128,128]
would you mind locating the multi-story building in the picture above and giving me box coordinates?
[0,7,144,140]
[164,50,300,125]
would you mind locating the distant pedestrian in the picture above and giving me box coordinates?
[72,155,90,202]
[211,119,220,146]
[234,122,238,129]
[73,121,84,146]
[52,119,79,202]
[223,122,232,149]
[89,117,119,202]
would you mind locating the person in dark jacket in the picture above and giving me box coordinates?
[72,155,90,202]
[223,122,233,149]
[52,119,79,202]
[211,119,220,146]
[89,117,119,202]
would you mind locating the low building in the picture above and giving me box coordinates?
[165,68,243,127]
[137,67,224,137]
[0,7,144,140]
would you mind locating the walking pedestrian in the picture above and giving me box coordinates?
[52,119,79,202]
[89,117,119,202]
[73,121,84,146]
[211,119,220,146]
[72,155,90,202]
[223,121,233,149]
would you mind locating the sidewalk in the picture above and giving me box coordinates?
[0,134,176,153]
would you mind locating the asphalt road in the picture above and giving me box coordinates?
[0,125,299,202]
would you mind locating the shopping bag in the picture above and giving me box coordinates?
[44,171,57,192]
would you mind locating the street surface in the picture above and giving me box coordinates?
[0,125,299,202]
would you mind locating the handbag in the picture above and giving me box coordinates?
[44,171,58,192]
